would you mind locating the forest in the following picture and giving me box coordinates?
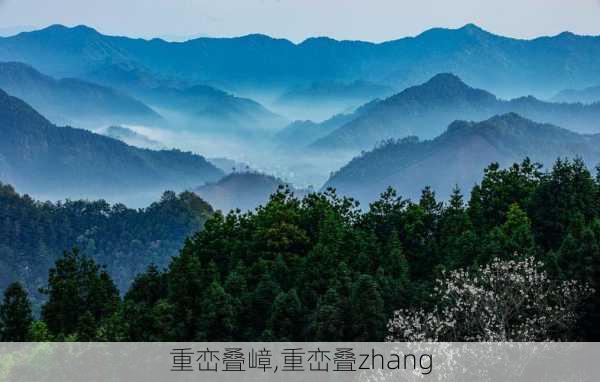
[0,183,214,305]
[1,158,599,342]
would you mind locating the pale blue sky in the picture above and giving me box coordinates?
[1,0,599,42]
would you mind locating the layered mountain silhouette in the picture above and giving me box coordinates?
[1,24,599,96]
[194,172,307,212]
[324,113,600,204]
[142,85,287,132]
[552,85,600,104]
[310,74,600,152]
[0,89,223,202]
[275,99,381,149]
[0,61,162,128]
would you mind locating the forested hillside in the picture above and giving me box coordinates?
[0,89,223,202]
[325,113,600,203]
[0,183,214,308]
[1,157,598,341]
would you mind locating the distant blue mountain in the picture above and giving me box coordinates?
[325,113,600,204]
[552,85,600,104]
[1,24,599,97]
[0,88,223,201]
[310,74,600,152]
[0,61,162,127]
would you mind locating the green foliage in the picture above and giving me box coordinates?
[3,157,600,341]
[0,282,33,341]
[0,183,213,304]
[40,249,120,338]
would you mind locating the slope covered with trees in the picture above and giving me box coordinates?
[0,89,223,202]
[2,157,599,341]
[325,113,600,203]
[0,182,214,308]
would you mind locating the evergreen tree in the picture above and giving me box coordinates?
[481,203,536,264]
[41,249,120,339]
[0,282,33,341]
[198,281,236,341]
[350,275,385,341]
[268,289,304,341]
[311,287,344,341]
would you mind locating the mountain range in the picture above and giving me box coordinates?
[275,99,380,149]
[0,88,223,203]
[309,74,600,152]
[552,85,600,104]
[0,61,162,128]
[324,113,600,204]
[140,84,287,133]
[1,24,599,97]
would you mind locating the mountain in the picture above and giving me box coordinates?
[141,85,287,132]
[0,61,162,128]
[85,62,287,133]
[324,113,600,204]
[1,24,600,97]
[275,98,381,149]
[0,182,214,304]
[552,86,600,104]
[194,172,307,212]
[0,89,224,203]
[311,74,600,152]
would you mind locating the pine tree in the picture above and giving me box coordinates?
[268,289,304,341]
[0,282,33,341]
[40,249,120,338]
[350,275,385,341]
[198,280,236,341]
[311,287,344,341]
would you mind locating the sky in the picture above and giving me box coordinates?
[1,0,600,42]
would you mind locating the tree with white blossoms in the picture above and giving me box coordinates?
[387,255,594,341]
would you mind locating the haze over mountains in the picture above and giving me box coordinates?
[552,85,600,104]
[194,172,308,212]
[1,23,600,210]
[1,24,600,98]
[325,113,600,204]
[274,80,395,120]
[0,89,223,205]
[0,61,161,128]
[309,74,600,152]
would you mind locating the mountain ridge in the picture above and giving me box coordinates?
[0,61,162,127]
[2,23,600,95]
[324,113,600,204]
[310,74,600,152]
[0,88,223,204]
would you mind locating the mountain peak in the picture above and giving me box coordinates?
[459,23,485,33]
[425,73,466,87]
[31,24,100,38]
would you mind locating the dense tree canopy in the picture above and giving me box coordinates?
[0,184,214,308]
[1,157,599,341]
